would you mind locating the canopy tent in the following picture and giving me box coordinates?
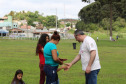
[0,29,9,36]
[0,29,9,33]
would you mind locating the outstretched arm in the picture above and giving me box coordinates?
[65,54,81,71]
[57,65,67,72]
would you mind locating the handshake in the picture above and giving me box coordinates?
[58,58,72,72]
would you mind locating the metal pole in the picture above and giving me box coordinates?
[56,8,57,30]
[64,4,66,28]
[27,24,28,38]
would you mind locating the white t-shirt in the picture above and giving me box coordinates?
[97,37,98,39]
[79,36,101,71]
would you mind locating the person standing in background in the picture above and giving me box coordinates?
[97,36,98,42]
[116,35,118,40]
[36,34,49,84]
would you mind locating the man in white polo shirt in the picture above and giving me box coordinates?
[65,30,101,84]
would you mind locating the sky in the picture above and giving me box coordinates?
[0,0,94,19]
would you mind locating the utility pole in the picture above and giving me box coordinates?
[64,4,66,28]
[56,8,57,30]
[64,4,65,19]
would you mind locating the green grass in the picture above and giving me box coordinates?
[0,38,126,84]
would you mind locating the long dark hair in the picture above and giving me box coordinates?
[51,31,60,41]
[36,34,49,55]
[11,69,24,84]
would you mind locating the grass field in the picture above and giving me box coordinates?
[0,38,126,84]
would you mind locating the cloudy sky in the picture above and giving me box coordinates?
[0,0,94,19]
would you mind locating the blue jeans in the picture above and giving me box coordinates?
[85,69,100,84]
[44,64,59,84]
[50,79,59,84]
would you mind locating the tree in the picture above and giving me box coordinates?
[27,18,35,27]
[8,11,15,20]
[76,21,86,31]
[100,18,110,30]
[113,17,126,31]
[66,23,71,27]
[79,1,101,23]
[82,0,122,40]
[82,0,91,3]
[44,15,59,28]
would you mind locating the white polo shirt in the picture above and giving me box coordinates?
[79,36,101,71]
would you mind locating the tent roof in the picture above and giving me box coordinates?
[0,29,9,33]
